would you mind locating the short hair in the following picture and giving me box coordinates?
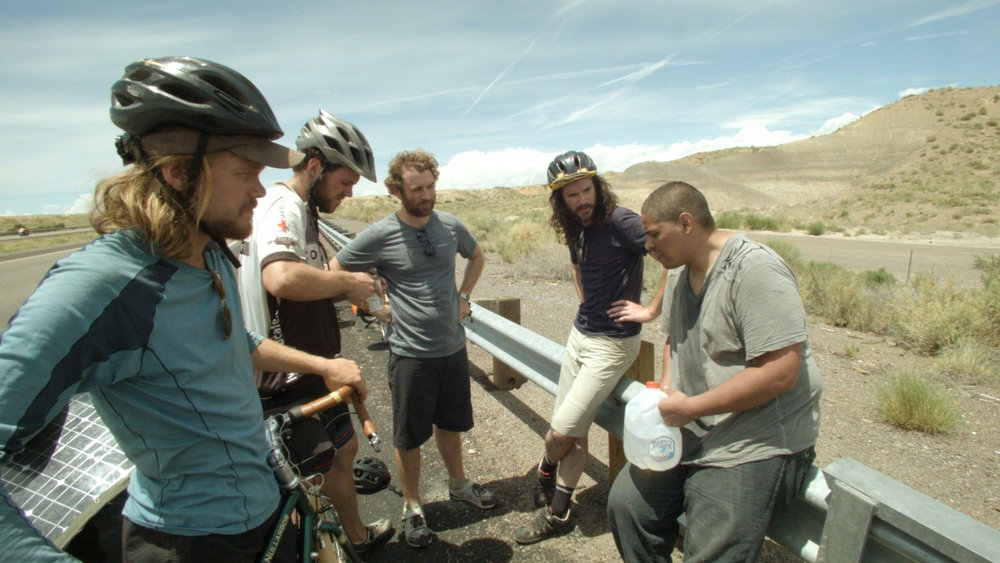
[292,147,345,175]
[384,149,438,195]
[641,181,715,229]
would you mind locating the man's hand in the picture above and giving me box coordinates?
[343,272,376,303]
[319,357,368,403]
[658,390,694,427]
[458,296,472,321]
[608,299,655,323]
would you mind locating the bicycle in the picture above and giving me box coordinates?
[259,384,383,563]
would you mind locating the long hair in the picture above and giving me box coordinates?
[547,174,619,247]
[90,155,214,260]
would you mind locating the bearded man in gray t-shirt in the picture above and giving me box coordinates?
[608,181,822,563]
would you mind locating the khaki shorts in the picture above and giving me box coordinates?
[551,327,641,437]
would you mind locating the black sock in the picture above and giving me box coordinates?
[538,455,557,476]
[549,485,573,518]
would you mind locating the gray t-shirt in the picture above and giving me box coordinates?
[663,234,822,467]
[336,210,478,358]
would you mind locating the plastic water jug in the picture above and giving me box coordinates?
[623,381,682,471]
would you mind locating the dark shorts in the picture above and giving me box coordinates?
[388,347,473,450]
[261,376,354,476]
[122,506,296,563]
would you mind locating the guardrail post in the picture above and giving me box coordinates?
[608,339,655,484]
[473,298,527,390]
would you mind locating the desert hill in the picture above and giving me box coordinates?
[340,86,1000,240]
[609,85,1000,237]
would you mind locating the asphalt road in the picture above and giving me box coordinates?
[0,246,80,325]
[745,232,997,287]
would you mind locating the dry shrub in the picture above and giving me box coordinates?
[877,369,958,433]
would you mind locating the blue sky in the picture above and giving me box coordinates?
[1,1,998,216]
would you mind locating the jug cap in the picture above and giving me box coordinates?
[646,381,659,388]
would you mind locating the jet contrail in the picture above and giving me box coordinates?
[463,38,539,116]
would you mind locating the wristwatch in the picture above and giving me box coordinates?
[459,292,471,302]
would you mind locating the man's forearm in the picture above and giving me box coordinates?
[459,246,485,295]
[251,337,326,374]
[262,260,357,301]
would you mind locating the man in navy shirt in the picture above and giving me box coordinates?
[514,151,661,545]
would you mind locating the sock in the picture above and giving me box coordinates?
[549,485,574,518]
[449,477,471,491]
[403,502,423,518]
[538,455,558,476]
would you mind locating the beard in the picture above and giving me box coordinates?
[311,190,344,215]
[200,202,255,241]
[401,195,434,217]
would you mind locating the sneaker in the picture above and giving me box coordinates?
[513,508,573,545]
[351,518,393,554]
[402,511,432,548]
[533,471,556,508]
[449,481,497,509]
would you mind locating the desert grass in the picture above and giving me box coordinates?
[0,231,97,256]
[0,214,96,256]
[876,369,959,433]
[765,239,999,432]
[932,340,1000,385]
[0,214,90,234]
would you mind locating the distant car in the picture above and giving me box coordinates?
[16,227,30,236]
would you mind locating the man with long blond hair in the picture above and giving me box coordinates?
[0,57,367,562]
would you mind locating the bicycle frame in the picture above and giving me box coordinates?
[259,477,355,563]
[259,385,375,563]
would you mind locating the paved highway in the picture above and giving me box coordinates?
[747,232,995,287]
[1,247,81,325]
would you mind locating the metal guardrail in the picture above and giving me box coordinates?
[320,220,1000,562]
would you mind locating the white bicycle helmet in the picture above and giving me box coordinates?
[296,110,377,182]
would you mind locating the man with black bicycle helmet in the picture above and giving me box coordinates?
[235,109,392,554]
[0,56,367,562]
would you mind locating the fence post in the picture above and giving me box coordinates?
[608,340,655,484]
[473,298,527,390]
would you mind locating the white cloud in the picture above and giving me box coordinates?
[812,112,861,136]
[65,194,94,215]
[899,87,933,97]
[439,148,554,190]
[433,125,809,191]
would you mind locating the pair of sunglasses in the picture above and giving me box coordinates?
[416,229,436,257]
[208,268,232,340]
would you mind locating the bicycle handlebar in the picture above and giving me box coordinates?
[286,385,355,421]
[283,385,382,453]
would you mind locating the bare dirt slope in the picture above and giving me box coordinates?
[607,86,1000,234]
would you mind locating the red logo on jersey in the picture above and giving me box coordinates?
[276,220,290,233]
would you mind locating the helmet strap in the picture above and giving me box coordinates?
[184,131,211,199]
[306,163,328,220]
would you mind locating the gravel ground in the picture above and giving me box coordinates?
[334,219,1000,562]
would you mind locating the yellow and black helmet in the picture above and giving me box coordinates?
[547,150,597,190]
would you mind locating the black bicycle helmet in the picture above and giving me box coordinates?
[353,456,391,494]
[547,150,597,190]
[111,56,283,138]
[296,110,377,182]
